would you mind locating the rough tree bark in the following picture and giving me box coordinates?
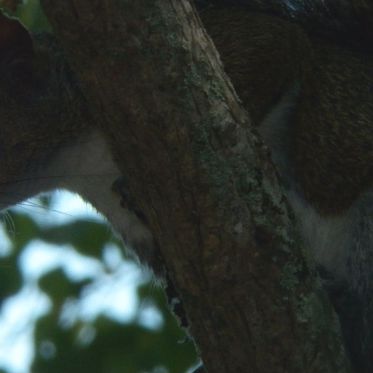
[26,0,351,372]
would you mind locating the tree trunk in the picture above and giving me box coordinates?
[37,1,350,372]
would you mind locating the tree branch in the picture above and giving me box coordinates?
[39,1,350,372]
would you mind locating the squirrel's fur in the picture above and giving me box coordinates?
[200,4,373,371]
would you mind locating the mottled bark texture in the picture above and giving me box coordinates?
[38,1,350,372]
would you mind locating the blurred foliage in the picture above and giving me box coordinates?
[17,0,51,31]
[1,199,198,373]
[0,253,22,304]
[32,279,196,373]
[0,1,198,372]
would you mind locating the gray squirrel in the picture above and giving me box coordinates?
[0,3,373,371]
[199,5,373,371]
